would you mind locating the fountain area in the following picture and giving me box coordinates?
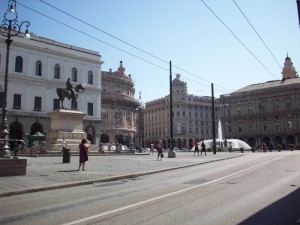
[192,120,251,152]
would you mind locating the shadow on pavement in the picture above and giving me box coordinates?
[57,170,78,172]
[238,187,300,225]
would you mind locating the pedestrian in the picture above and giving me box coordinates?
[78,138,89,171]
[200,140,206,155]
[150,144,154,155]
[157,140,163,160]
[61,138,69,153]
[194,138,199,156]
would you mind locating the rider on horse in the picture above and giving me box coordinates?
[66,78,75,100]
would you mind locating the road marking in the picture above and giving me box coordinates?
[63,154,288,225]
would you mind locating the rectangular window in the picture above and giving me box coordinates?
[13,94,21,109]
[53,99,60,110]
[34,96,42,111]
[88,71,93,84]
[88,102,93,116]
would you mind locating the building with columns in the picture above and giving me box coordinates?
[100,61,140,147]
[143,74,220,150]
[0,34,102,145]
[220,55,300,149]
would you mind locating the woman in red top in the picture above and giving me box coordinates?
[78,138,89,171]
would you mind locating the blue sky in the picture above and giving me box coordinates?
[1,0,299,103]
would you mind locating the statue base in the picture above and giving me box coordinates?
[44,109,87,153]
[0,159,27,176]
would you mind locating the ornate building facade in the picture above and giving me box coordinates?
[0,34,102,145]
[143,74,220,149]
[100,61,140,147]
[220,55,300,149]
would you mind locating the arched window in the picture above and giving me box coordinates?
[54,64,60,79]
[72,67,77,82]
[35,60,42,76]
[88,70,93,84]
[15,56,23,73]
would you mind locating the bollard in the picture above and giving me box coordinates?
[62,147,70,163]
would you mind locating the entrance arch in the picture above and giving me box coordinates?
[30,122,44,135]
[9,121,23,149]
[287,135,295,145]
[247,137,256,148]
[101,134,109,143]
[262,136,270,146]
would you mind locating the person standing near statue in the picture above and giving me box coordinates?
[66,78,75,100]
[78,138,89,171]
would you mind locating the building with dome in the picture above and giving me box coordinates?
[219,55,300,149]
[143,74,220,150]
[100,61,140,147]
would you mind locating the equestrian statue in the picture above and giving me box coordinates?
[56,78,85,110]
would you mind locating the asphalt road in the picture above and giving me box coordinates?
[1,152,300,225]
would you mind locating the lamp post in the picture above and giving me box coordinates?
[221,103,229,149]
[0,0,30,158]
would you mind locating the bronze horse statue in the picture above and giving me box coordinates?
[56,84,85,110]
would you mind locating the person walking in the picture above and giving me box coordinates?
[78,138,89,171]
[194,138,199,156]
[157,140,163,160]
[150,144,154,155]
[61,138,68,150]
[200,140,206,156]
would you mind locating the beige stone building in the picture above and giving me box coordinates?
[100,61,140,147]
[0,34,102,146]
[219,55,300,149]
[143,74,220,149]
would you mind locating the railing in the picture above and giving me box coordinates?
[0,139,25,159]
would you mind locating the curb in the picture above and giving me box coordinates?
[0,154,242,197]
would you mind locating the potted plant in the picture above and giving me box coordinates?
[288,144,295,151]
[276,144,282,152]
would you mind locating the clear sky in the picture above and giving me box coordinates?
[1,0,299,103]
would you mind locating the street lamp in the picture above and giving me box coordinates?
[0,0,30,158]
[221,103,229,149]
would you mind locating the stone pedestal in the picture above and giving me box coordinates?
[45,109,87,153]
[0,159,27,176]
[168,150,176,158]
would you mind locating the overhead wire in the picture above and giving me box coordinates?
[35,0,232,94]
[19,2,223,95]
[17,2,168,72]
[18,1,278,95]
[232,0,282,69]
[200,0,278,79]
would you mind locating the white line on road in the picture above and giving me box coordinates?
[63,154,289,225]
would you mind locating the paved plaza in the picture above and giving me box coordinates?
[0,152,242,197]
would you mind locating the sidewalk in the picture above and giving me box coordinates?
[0,152,242,197]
